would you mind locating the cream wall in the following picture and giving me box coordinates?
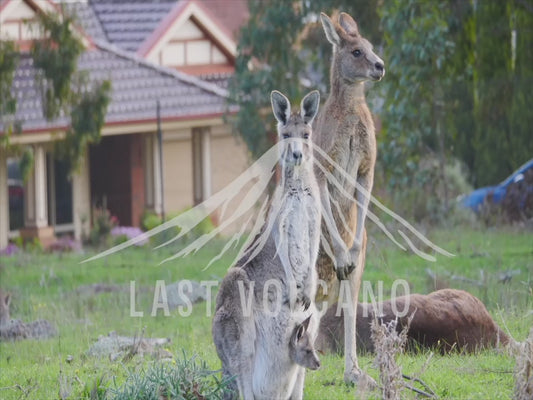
[161,125,250,219]
[162,129,193,213]
[210,128,250,195]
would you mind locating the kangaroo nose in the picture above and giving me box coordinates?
[375,61,384,72]
[293,151,302,164]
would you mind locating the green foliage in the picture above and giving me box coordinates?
[379,0,455,190]
[380,0,532,190]
[18,146,34,183]
[56,79,111,171]
[381,156,473,225]
[230,0,305,158]
[141,210,163,232]
[89,208,118,246]
[31,11,84,120]
[234,0,532,201]
[82,374,109,400]
[0,39,19,136]
[29,11,111,173]
[0,40,34,182]
[166,207,215,240]
[473,1,513,186]
[508,2,533,184]
[109,354,232,400]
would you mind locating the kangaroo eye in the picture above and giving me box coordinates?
[303,133,309,139]
[352,49,362,57]
[282,133,290,139]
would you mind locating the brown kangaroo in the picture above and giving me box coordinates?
[315,289,511,355]
[313,12,384,385]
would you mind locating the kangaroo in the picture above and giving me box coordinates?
[312,12,385,385]
[289,315,321,371]
[0,289,11,327]
[253,310,321,400]
[213,90,321,400]
[315,289,511,355]
[0,289,57,341]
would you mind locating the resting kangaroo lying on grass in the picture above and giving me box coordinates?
[213,90,321,400]
[315,289,511,355]
[0,289,56,341]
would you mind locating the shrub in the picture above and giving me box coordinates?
[141,211,162,232]
[163,208,215,243]
[89,208,118,246]
[108,354,232,400]
[378,156,474,226]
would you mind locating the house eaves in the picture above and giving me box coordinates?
[2,40,237,139]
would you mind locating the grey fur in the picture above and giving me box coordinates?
[213,91,321,400]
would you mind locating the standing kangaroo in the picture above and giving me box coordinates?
[213,90,321,400]
[313,12,385,385]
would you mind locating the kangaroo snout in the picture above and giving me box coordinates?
[372,59,385,80]
[309,357,321,370]
[293,150,303,165]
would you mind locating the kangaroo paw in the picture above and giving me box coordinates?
[335,262,356,280]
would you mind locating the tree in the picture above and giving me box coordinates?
[31,10,111,172]
[1,10,111,175]
[0,39,33,180]
[231,0,533,200]
[509,1,533,178]
[379,1,455,191]
[472,1,513,186]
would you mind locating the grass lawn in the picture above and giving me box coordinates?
[0,227,531,399]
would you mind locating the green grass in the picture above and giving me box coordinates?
[0,228,531,399]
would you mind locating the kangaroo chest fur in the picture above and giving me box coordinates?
[273,179,321,288]
[241,171,321,300]
[314,90,377,299]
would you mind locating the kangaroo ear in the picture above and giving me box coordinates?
[300,90,320,124]
[295,324,305,342]
[339,12,359,36]
[301,315,312,331]
[4,293,11,307]
[271,90,291,126]
[294,315,312,343]
[320,13,341,47]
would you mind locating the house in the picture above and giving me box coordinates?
[0,0,250,249]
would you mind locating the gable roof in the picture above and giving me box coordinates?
[2,39,234,135]
[137,0,235,61]
[85,0,245,59]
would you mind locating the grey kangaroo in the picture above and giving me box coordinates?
[213,90,321,399]
[313,12,385,385]
[0,289,56,341]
